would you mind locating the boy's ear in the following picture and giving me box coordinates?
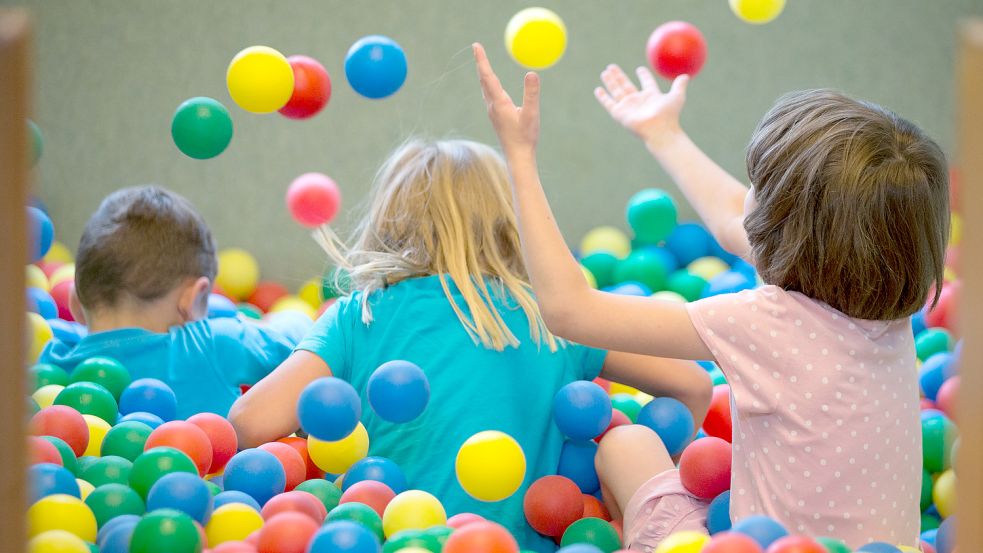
[178,277,212,322]
[68,284,87,326]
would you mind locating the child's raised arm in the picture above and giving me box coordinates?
[473,43,710,362]
[595,65,751,259]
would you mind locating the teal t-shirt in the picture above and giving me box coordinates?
[297,275,607,552]
[39,313,309,419]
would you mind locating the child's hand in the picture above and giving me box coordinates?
[473,43,540,157]
[595,65,689,147]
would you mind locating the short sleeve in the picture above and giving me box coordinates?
[209,317,303,387]
[566,342,608,382]
[295,296,359,381]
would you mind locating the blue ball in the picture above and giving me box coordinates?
[29,463,80,503]
[309,520,381,553]
[367,360,429,423]
[635,397,694,456]
[343,456,408,494]
[344,35,407,99]
[27,206,54,263]
[920,528,938,548]
[730,258,758,282]
[640,246,679,274]
[708,234,740,265]
[856,543,902,553]
[119,378,177,422]
[97,514,140,546]
[98,516,139,553]
[553,380,612,441]
[605,281,652,296]
[147,472,214,523]
[665,223,712,266]
[936,516,956,553]
[731,515,788,549]
[697,360,717,372]
[27,287,58,320]
[117,411,164,429]
[912,310,927,337]
[706,490,731,534]
[920,352,953,401]
[557,440,599,494]
[702,270,755,298]
[207,294,238,319]
[558,546,604,553]
[223,448,286,506]
[213,490,261,512]
[298,377,361,441]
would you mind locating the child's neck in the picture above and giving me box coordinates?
[86,298,186,335]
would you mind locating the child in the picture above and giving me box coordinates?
[40,186,308,419]
[473,43,948,550]
[228,138,710,552]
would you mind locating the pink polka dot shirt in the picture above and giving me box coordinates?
[687,285,921,548]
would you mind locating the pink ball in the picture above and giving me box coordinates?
[339,480,395,518]
[286,172,341,228]
[679,436,732,499]
[646,21,707,80]
[49,280,74,321]
[935,376,959,422]
[447,513,485,529]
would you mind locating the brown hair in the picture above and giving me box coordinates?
[744,90,949,320]
[75,185,217,310]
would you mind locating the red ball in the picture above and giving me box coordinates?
[339,480,395,518]
[258,442,306,491]
[925,281,960,331]
[257,511,319,553]
[49,280,74,321]
[261,490,327,523]
[610,519,623,542]
[523,475,584,538]
[277,436,324,480]
[921,540,937,553]
[704,385,733,442]
[704,532,764,553]
[187,412,238,474]
[646,21,707,80]
[596,409,631,443]
[936,376,959,422]
[30,436,63,466]
[764,536,825,553]
[247,282,290,313]
[582,494,611,521]
[447,513,486,529]
[145,420,214,476]
[214,542,258,553]
[38,261,64,279]
[286,173,341,228]
[920,398,937,411]
[593,377,611,393]
[443,520,519,553]
[31,405,89,456]
[278,55,332,120]
[679,437,732,499]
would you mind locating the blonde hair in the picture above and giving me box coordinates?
[316,138,557,351]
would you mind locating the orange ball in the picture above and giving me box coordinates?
[248,281,290,313]
[257,512,319,553]
[30,436,63,466]
[582,494,611,521]
[523,475,583,538]
[260,490,326,523]
[443,520,519,553]
[31,405,89,457]
[187,412,238,474]
[145,421,213,476]
[277,436,324,480]
[258,442,306,491]
[339,480,396,518]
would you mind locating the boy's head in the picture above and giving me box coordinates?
[74,185,217,325]
[743,89,949,321]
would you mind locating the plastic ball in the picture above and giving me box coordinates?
[581,227,631,258]
[456,431,526,502]
[339,480,396,519]
[49,280,75,321]
[145,421,213,477]
[703,532,763,552]
[582,494,610,521]
[213,490,262,512]
[118,411,165,429]
[27,264,50,291]
[367,360,430,423]
[581,252,620,289]
[147,472,213,523]
[97,513,140,551]
[308,422,370,474]
[298,277,323,309]
[28,287,59,319]
[31,436,64,466]
[298,376,361,441]
[30,463,81,503]
[327,502,384,541]
[27,529,90,553]
[666,223,713,266]
[855,544,902,553]
[207,503,265,545]
[679,437,732,499]
[48,263,75,287]
[729,0,786,23]
[223,448,286,506]
[765,536,825,552]
[703,271,755,297]
[248,281,290,312]
[610,394,641,422]
[344,456,408,494]
[382,490,446,538]
[687,257,729,281]
[28,312,54,363]
[626,189,677,244]
[32,405,89,456]
[79,455,132,487]
[84,483,144,527]
[613,249,672,292]
[269,295,317,319]
[933,469,956,519]
[187,413,238,474]
[935,376,959,422]
[251,444,302,492]
[557,439,600,494]
[226,45,294,113]
[216,249,260,301]
[279,55,332,119]
[653,530,709,552]
[523,475,583,537]
[80,414,110,457]
[171,97,233,159]
[34,386,64,411]
[208,294,239,318]
[704,385,732,441]
[309,520,381,553]
[278,437,324,481]
[42,240,73,264]
[814,537,850,553]
[55,382,118,424]
[504,7,567,70]
[666,270,709,303]
[129,508,202,553]
[920,353,954,401]
[560,517,621,553]
[261,490,326,523]
[344,35,407,99]
[596,409,632,442]
[70,357,130,400]
[257,512,319,553]
[129,446,198,499]
[286,172,342,228]
[442,520,518,553]
[922,413,958,473]
[28,206,55,263]
[646,21,707,80]
[916,328,954,361]
[28,493,98,541]
[636,397,694,456]
[706,491,732,534]
[935,516,955,553]
[553,381,613,440]
[119,378,177,422]
[732,516,788,549]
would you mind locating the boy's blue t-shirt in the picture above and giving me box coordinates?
[39,314,309,419]
[297,275,607,553]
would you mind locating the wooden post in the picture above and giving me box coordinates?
[0,7,31,552]
[956,18,983,553]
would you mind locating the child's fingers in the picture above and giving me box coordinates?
[473,43,508,105]
[601,64,638,100]
[669,74,690,98]
[522,72,540,116]
[594,87,616,112]
[635,66,660,93]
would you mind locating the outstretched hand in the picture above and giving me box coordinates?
[473,43,540,156]
[595,65,689,145]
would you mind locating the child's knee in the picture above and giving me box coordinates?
[596,424,655,473]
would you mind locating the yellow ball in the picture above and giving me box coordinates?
[307,422,369,474]
[505,7,567,70]
[580,226,630,258]
[216,248,260,300]
[270,295,317,320]
[29,312,54,364]
[687,256,729,281]
[950,212,962,247]
[27,264,50,291]
[206,503,265,546]
[382,490,447,538]
[82,414,111,457]
[49,264,75,288]
[43,241,74,265]
[27,530,90,553]
[653,530,710,553]
[608,382,638,397]
[728,0,786,24]
[455,430,526,502]
[298,277,323,309]
[933,468,956,519]
[651,290,687,303]
[33,385,64,409]
[634,391,654,406]
[226,45,295,113]
[899,547,921,553]
[28,494,97,542]
[580,265,597,289]
[76,479,94,501]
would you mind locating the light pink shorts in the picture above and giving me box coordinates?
[622,469,711,552]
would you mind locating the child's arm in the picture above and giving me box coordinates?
[227,351,330,448]
[602,352,712,427]
[473,43,711,362]
[594,65,751,259]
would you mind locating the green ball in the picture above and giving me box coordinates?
[666,270,708,302]
[816,536,851,553]
[708,367,727,386]
[130,508,202,553]
[922,414,958,473]
[171,97,233,160]
[328,502,384,542]
[41,436,79,475]
[382,529,442,553]
[205,480,222,496]
[80,455,133,487]
[613,249,671,291]
[423,526,453,549]
[626,188,677,244]
[28,119,43,166]
[71,357,131,400]
[321,267,352,300]
[560,517,622,553]
[101,421,153,462]
[30,363,69,390]
[77,455,100,473]
[611,394,641,423]
[916,328,954,361]
[130,447,198,499]
[86,542,99,553]
[54,382,118,424]
[921,511,941,532]
[85,483,145,527]
[237,303,263,320]
[920,468,933,511]
[296,478,342,512]
[580,252,620,289]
